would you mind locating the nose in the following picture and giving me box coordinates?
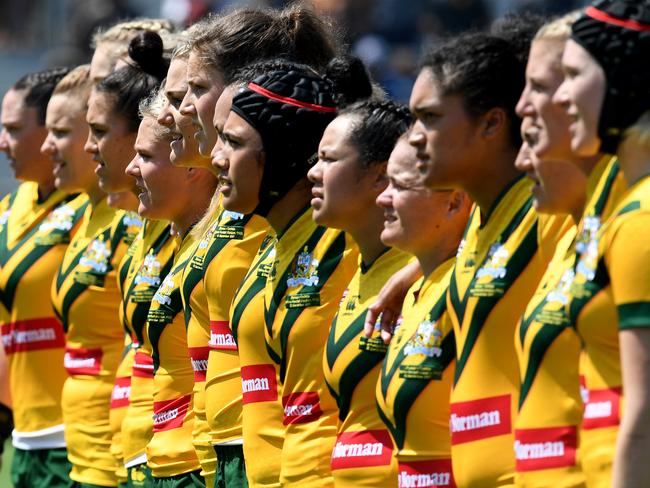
[515,86,533,118]
[84,129,97,155]
[0,130,9,153]
[40,133,56,157]
[376,185,392,209]
[157,103,175,127]
[514,143,534,172]
[179,91,196,118]
[307,160,323,184]
[125,154,140,178]
[408,124,426,148]
[552,80,570,109]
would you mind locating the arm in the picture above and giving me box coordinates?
[613,329,650,488]
[364,259,422,343]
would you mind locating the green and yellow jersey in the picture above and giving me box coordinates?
[264,206,358,487]
[230,233,284,487]
[116,219,175,473]
[324,247,410,487]
[146,231,201,478]
[377,258,456,488]
[564,156,630,486]
[0,183,87,449]
[514,215,584,487]
[447,176,558,487]
[180,205,266,483]
[51,198,135,487]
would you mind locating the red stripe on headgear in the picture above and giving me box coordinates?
[585,6,650,32]
[247,82,338,113]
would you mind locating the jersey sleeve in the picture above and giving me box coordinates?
[605,212,650,330]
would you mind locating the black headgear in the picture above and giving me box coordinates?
[571,0,650,153]
[230,68,337,216]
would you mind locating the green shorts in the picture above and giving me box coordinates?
[152,469,205,487]
[11,446,76,488]
[125,463,154,487]
[214,445,248,488]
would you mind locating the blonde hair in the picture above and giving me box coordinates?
[92,18,178,63]
[172,18,214,61]
[138,86,173,140]
[52,64,93,108]
[623,111,650,151]
[534,10,581,42]
[191,192,222,240]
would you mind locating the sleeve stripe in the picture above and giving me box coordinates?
[618,302,650,330]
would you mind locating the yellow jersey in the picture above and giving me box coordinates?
[447,176,558,487]
[324,247,410,487]
[51,198,134,487]
[514,216,584,487]
[118,219,175,468]
[0,183,87,448]
[146,231,201,478]
[264,206,358,487]
[230,233,283,487]
[566,156,630,487]
[377,258,456,488]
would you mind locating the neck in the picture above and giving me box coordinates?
[107,191,139,211]
[573,153,603,177]
[173,188,215,238]
[347,208,387,268]
[85,183,105,207]
[462,146,520,217]
[617,142,650,187]
[414,231,460,277]
[36,179,56,201]
[266,179,312,235]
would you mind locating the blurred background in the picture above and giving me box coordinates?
[0,0,588,197]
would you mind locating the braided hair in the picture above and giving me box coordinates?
[12,67,71,125]
[339,100,413,168]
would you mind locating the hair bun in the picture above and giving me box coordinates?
[128,30,167,80]
[324,55,372,107]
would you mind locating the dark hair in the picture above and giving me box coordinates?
[490,11,547,65]
[232,55,373,107]
[190,5,339,84]
[340,100,413,167]
[421,32,527,147]
[12,67,71,124]
[96,30,169,131]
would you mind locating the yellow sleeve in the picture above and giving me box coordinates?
[605,213,650,330]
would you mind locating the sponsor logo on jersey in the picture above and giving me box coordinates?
[450,394,511,444]
[209,321,237,351]
[581,380,621,430]
[79,236,111,274]
[1,318,65,354]
[330,430,393,470]
[64,346,103,375]
[282,391,323,425]
[134,251,162,288]
[152,394,192,432]
[132,351,154,379]
[515,426,577,471]
[397,459,455,487]
[111,376,132,409]
[241,364,278,404]
[38,204,75,232]
[188,346,209,382]
[404,319,443,358]
[287,247,319,287]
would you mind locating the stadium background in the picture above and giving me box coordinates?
[0,0,588,484]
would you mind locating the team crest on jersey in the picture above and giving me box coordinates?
[545,269,575,308]
[38,204,75,233]
[134,251,163,287]
[0,209,9,228]
[573,216,601,284]
[198,221,218,250]
[456,238,466,258]
[476,242,509,280]
[79,236,111,274]
[123,213,143,244]
[152,272,176,306]
[404,319,443,358]
[221,210,244,221]
[287,247,320,287]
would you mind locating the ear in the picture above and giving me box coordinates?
[481,107,507,140]
[446,190,467,216]
[371,162,388,191]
